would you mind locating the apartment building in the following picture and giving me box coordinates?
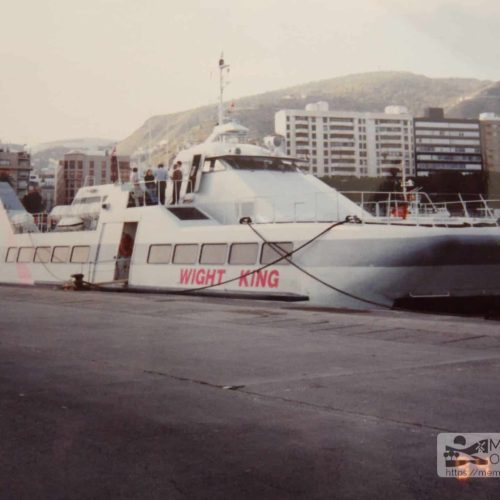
[0,147,32,197]
[275,103,414,178]
[55,150,130,205]
[479,112,500,174]
[414,108,482,176]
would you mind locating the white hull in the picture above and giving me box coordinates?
[2,200,499,310]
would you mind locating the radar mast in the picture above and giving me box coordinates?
[218,53,230,126]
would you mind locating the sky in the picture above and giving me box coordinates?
[1,0,499,145]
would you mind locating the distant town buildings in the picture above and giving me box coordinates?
[55,150,130,205]
[414,108,482,177]
[479,112,500,174]
[275,103,414,178]
[0,146,32,197]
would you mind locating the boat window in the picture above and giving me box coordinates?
[6,247,17,263]
[173,244,199,264]
[35,247,51,263]
[261,242,293,265]
[202,159,226,173]
[52,246,70,263]
[148,244,173,264]
[229,243,258,265]
[71,246,90,263]
[223,156,298,172]
[167,207,209,220]
[17,247,35,263]
[200,244,228,265]
[73,196,101,205]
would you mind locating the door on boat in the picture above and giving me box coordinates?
[92,222,137,284]
[186,154,203,195]
[115,222,138,280]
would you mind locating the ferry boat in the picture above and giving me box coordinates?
[1,59,500,310]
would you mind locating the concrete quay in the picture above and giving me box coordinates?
[0,285,499,499]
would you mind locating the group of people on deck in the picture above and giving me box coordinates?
[130,161,183,207]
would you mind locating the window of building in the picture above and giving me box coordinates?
[52,246,70,263]
[200,244,228,265]
[17,247,35,263]
[6,247,17,263]
[35,247,51,263]
[71,246,90,263]
[148,244,173,264]
[229,243,258,265]
[172,244,198,264]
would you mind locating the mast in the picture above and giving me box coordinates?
[218,53,230,125]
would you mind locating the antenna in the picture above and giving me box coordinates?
[218,53,230,125]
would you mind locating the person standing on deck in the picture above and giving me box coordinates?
[144,169,157,205]
[171,161,183,205]
[131,168,144,207]
[155,163,167,205]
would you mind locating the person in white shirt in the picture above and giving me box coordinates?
[155,163,168,205]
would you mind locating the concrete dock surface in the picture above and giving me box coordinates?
[0,285,499,499]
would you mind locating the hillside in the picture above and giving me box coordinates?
[117,72,493,163]
[447,81,500,118]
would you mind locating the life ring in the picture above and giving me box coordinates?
[119,233,134,258]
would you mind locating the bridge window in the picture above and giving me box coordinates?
[18,247,35,263]
[173,244,198,264]
[35,247,51,263]
[200,244,227,265]
[202,159,226,172]
[229,243,258,265]
[148,244,173,264]
[71,246,90,263]
[261,242,293,265]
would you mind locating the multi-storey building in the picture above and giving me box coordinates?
[0,147,32,197]
[275,103,414,178]
[55,150,130,205]
[414,108,482,176]
[479,113,500,174]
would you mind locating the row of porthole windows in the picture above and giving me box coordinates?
[4,242,293,267]
[5,245,90,264]
[148,242,293,266]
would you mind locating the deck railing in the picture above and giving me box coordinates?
[340,191,500,226]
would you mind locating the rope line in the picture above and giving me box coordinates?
[246,220,393,310]
[175,218,350,294]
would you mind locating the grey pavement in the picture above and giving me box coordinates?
[0,285,499,499]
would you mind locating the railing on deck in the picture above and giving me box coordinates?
[128,179,194,207]
[340,191,500,227]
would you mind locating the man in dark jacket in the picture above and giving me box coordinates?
[22,186,44,213]
[171,162,183,204]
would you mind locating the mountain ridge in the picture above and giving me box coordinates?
[113,71,495,163]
